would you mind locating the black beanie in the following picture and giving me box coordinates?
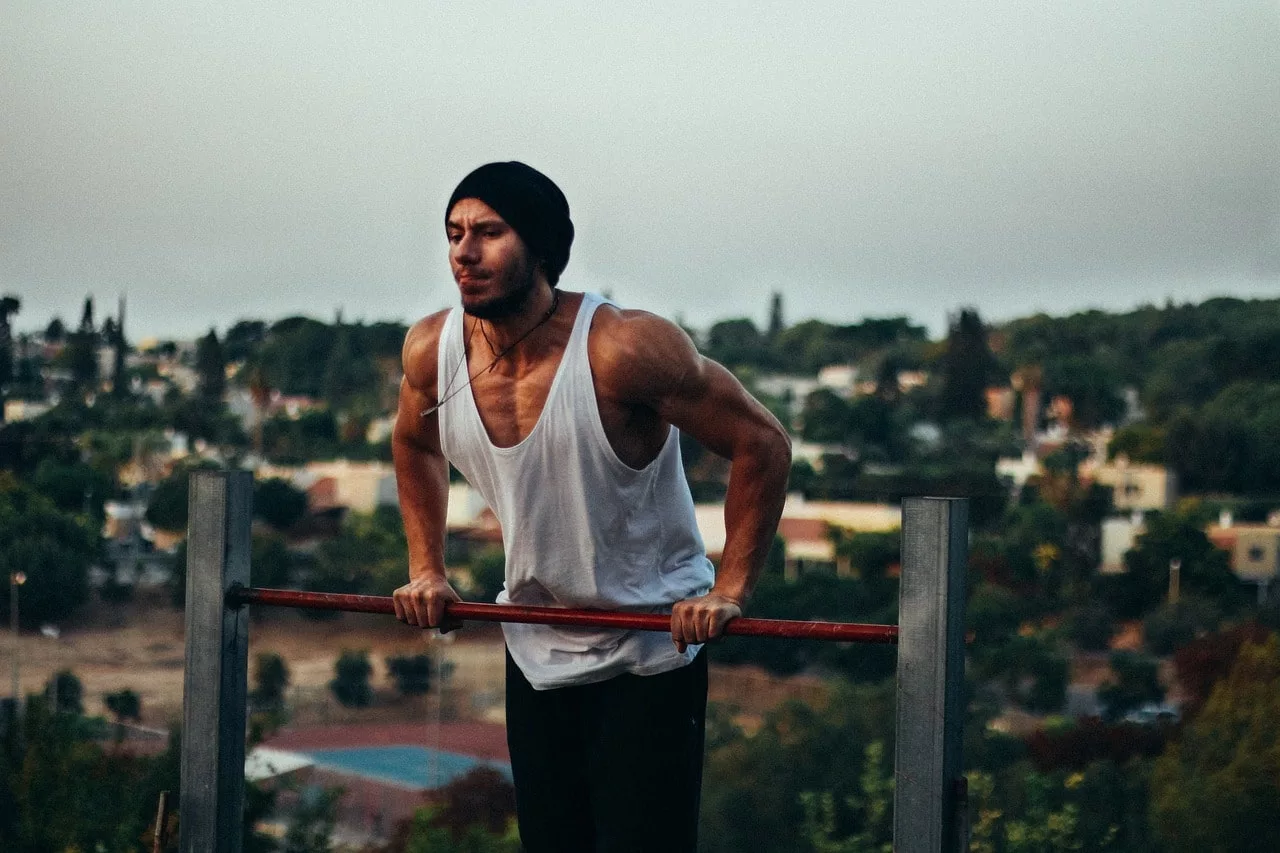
[446,161,575,286]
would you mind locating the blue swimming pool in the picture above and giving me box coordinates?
[303,745,511,790]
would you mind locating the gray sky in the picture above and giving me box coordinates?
[4,1,1278,340]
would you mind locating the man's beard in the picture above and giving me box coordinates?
[461,263,539,321]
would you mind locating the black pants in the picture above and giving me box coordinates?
[505,649,708,853]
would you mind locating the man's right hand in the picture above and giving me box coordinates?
[393,575,464,632]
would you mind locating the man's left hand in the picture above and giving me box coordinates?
[670,592,742,653]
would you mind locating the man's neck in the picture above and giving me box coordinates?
[472,284,558,355]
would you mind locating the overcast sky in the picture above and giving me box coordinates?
[4,1,1278,341]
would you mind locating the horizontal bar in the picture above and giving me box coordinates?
[229,586,899,644]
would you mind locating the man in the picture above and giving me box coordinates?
[392,161,791,852]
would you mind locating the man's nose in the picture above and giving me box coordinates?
[453,232,481,264]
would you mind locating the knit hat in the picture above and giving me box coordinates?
[446,161,574,286]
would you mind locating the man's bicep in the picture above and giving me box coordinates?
[659,358,775,460]
[393,378,443,456]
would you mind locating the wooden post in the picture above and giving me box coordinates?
[180,471,252,853]
[894,497,968,853]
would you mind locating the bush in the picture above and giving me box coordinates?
[104,688,141,723]
[386,654,433,696]
[329,649,373,708]
[44,670,84,715]
[251,652,290,710]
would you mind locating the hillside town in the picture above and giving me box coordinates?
[3,292,1280,851]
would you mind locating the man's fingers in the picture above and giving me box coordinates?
[412,596,430,629]
[392,594,405,623]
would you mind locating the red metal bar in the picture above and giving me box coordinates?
[229,586,899,644]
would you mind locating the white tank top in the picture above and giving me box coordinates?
[436,292,715,689]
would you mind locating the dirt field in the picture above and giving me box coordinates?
[8,589,830,731]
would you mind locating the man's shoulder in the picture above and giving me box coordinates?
[403,308,452,391]
[587,302,700,400]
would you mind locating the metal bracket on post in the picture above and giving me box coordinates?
[894,497,968,853]
[180,470,253,853]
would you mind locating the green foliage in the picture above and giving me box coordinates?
[196,328,227,402]
[937,308,1002,422]
[306,506,408,599]
[252,652,291,711]
[968,584,1024,646]
[104,687,141,723]
[0,474,95,626]
[281,785,342,853]
[329,649,373,708]
[254,477,309,531]
[0,695,181,852]
[975,632,1069,714]
[1064,604,1115,653]
[31,456,117,519]
[1107,423,1167,463]
[386,654,433,696]
[1142,596,1222,656]
[1150,634,1280,852]
[798,741,893,853]
[699,680,897,853]
[1098,652,1164,722]
[1116,506,1240,619]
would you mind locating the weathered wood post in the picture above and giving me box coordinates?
[894,497,968,853]
[181,470,253,853]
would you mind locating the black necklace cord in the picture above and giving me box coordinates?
[421,291,560,417]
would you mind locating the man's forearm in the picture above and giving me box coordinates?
[712,430,791,604]
[392,436,450,580]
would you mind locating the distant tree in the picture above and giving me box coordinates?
[1170,623,1274,717]
[251,652,290,711]
[78,296,95,333]
[937,308,1001,422]
[65,322,99,394]
[1065,603,1116,652]
[0,475,95,626]
[1121,507,1240,618]
[145,460,223,532]
[0,295,19,419]
[1098,651,1164,721]
[1150,634,1280,852]
[195,328,226,402]
[44,315,66,342]
[224,319,267,361]
[386,654,433,696]
[44,670,84,715]
[799,389,851,443]
[705,318,766,368]
[767,292,784,340]
[323,323,379,411]
[104,688,141,723]
[145,469,191,532]
[1143,597,1222,656]
[254,477,308,531]
[967,583,1024,646]
[329,649,373,707]
[1109,422,1167,463]
[32,457,116,519]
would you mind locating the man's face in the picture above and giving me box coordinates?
[446,198,539,320]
